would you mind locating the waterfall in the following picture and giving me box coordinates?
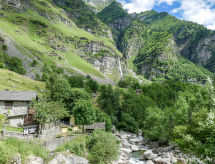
[118,57,123,78]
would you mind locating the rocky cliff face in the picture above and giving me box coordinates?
[0,0,124,83]
[97,1,132,42]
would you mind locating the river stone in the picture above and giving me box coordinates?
[10,154,21,164]
[129,138,141,143]
[144,150,158,160]
[154,157,171,164]
[26,155,43,164]
[48,152,88,164]
[120,148,132,154]
[131,145,139,152]
[146,160,154,164]
[122,139,131,147]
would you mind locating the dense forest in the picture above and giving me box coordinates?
[30,69,215,163]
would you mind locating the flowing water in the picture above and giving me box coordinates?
[118,57,123,78]
[128,151,145,164]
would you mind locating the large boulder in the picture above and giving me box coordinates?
[122,139,131,148]
[144,150,158,160]
[146,160,154,164]
[48,152,88,164]
[130,145,139,152]
[153,157,171,164]
[129,137,141,143]
[25,155,43,164]
[120,148,132,154]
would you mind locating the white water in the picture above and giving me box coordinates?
[129,158,145,164]
[118,57,123,78]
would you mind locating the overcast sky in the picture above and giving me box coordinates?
[117,0,215,30]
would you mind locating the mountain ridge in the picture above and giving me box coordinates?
[0,0,214,84]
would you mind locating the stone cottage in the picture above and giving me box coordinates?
[85,122,105,133]
[0,90,38,127]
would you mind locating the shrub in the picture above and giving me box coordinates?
[86,130,119,164]
[56,135,87,158]
[117,113,139,133]
[31,60,37,67]
[0,138,49,164]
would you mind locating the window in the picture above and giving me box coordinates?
[5,101,13,110]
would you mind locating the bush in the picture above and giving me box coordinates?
[0,138,49,164]
[143,107,169,143]
[86,130,119,164]
[31,60,37,67]
[4,55,26,75]
[117,113,139,133]
[56,135,87,158]
[2,44,7,51]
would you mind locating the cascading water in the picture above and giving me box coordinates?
[118,57,123,78]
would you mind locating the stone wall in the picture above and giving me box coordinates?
[8,116,25,127]
[2,131,78,151]
[40,121,61,139]
[0,101,7,114]
[44,136,76,151]
[0,101,28,127]
[8,101,28,117]
[2,131,36,140]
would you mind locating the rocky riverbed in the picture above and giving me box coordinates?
[112,131,204,164]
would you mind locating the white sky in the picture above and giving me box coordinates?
[118,0,215,30]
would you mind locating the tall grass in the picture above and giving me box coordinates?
[0,138,49,164]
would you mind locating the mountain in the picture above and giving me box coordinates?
[0,0,124,84]
[98,4,214,82]
[97,1,132,42]
[84,0,114,12]
[0,0,214,84]
[118,12,214,82]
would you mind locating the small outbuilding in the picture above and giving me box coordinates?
[85,122,105,133]
[0,90,38,127]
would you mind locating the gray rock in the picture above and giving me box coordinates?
[146,160,154,164]
[154,157,171,164]
[120,148,132,154]
[130,145,139,152]
[122,139,131,147]
[144,150,158,160]
[48,152,88,164]
[10,154,21,164]
[129,138,141,143]
[26,155,43,164]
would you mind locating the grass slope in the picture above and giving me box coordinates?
[0,69,45,91]
[0,0,122,79]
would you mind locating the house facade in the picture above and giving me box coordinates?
[0,91,38,127]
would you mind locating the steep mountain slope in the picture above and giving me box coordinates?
[84,0,114,12]
[0,69,45,91]
[97,1,132,42]
[136,11,215,72]
[0,0,124,83]
[114,10,214,82]
[53,0,113,39]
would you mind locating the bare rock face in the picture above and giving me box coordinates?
[48,152,89,164]
[5,0,21,8]
[25,155,43,164]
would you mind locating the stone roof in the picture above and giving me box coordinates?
[0,91,38,101]
[85,122,105,130]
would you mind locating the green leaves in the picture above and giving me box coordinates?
[32,99,68,125]
[73,99,96,126]
[87,130,119,164]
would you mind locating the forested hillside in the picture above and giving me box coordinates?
[1,0,215,163]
